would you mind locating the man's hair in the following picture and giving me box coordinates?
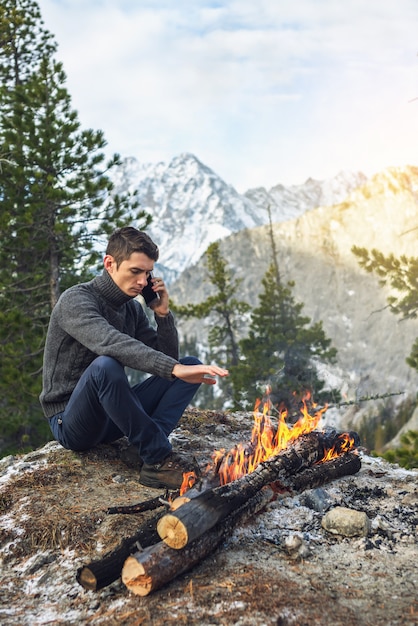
[106,227,159,266]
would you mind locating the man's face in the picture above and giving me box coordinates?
[104,252,154,297]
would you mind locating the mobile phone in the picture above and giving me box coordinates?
[141,273,160,307]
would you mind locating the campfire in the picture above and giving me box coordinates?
[181,391,355,494]
[77,392,361,597]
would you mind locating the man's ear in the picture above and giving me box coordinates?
[103,255,115,273]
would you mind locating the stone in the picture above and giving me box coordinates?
[299,487,333,512]
[321,506,371,537]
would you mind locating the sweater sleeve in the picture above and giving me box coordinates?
[56,286,179,379]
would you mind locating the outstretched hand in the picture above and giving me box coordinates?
[172,363,229,385]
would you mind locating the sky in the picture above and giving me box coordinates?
[36,0,418,193]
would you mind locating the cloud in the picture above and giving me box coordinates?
[37,0,418,190]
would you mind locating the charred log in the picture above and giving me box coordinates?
[106,491,179,515]
[76,512,162,591]
[157,431,358,549]
[273,450,362,494]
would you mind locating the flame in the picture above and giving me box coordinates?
[211,391,328,486]
[180,471,198,496]
[319,432,356,462]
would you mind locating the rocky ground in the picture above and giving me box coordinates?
[0,408,417,626]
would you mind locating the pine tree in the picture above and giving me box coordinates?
[230,207,339,413]
[230,263,340,415]
[383,430,418,469]
[172,241,250,409]
[0,0,150,454]
[352,246,418,371]
[173,241,250,368]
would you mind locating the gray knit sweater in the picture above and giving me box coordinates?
[39,270,179,419]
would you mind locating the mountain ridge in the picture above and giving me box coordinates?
[112,152,367,282]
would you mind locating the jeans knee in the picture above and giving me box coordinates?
[91,356,125,380]
[180,355,202,366]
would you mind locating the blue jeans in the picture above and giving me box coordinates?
[48,355,202,464]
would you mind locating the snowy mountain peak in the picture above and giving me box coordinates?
[245,170,368,223]
[112,153,262,282]
[111,153,369,282]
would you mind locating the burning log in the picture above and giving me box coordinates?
[122,451,361,596]
[157,430,359,549]
[272,448,361,494]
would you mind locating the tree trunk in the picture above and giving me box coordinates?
[157,430,358,549]
[122,452,360,596]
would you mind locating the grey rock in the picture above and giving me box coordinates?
[299,487,333,512]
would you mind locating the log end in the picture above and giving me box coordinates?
[157,513,188,549]
[121,556,152,596]
[76,566,97,591]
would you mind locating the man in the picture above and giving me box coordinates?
[39,227,229,490]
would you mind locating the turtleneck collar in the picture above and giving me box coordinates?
[93,270,133,308]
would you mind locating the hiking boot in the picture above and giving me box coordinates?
[139,452,201,490]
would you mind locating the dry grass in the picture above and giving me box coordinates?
[0,443,146,562]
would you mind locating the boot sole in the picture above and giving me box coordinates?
[139,474,181,490]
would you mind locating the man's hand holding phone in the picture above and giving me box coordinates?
[142,273,160,307]
[142,273,170,317]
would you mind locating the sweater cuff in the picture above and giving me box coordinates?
[154,352,179,379]
[154,310,176,327]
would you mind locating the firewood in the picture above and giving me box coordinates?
[77,432,359,591]
[76,512,162,591]
[157,430,358,549]
[122,485,274,596]
[274,449,361,494]
[106,490,179,515]
[122,452,361,596]
[77,489,189,590]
